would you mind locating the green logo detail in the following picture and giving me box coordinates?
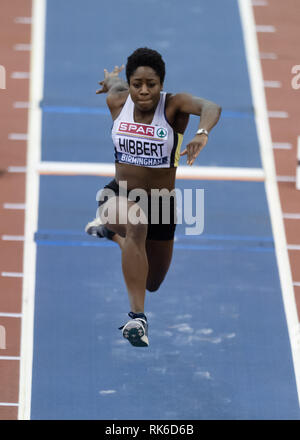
[156,127,167,138]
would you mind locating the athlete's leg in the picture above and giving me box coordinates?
[145,239,174,292]
[111,234,125,248]
[100,196,148,314]
[121,222,148,313]
[110,237,174,292]
[109,238,174,291]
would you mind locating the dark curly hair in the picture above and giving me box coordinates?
[126,47,166,84]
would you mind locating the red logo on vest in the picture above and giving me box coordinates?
[118,122,155,137]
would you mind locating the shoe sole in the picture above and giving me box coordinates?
[122,321,149,347]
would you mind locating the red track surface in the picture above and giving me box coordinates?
[253,0,300,317]
[0,0,31,420]
[0,0,299,420]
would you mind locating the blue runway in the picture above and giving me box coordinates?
[30,0,300,419]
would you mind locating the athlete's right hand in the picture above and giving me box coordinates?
[96,65,125,94]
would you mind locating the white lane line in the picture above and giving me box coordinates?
[260,52,277,59]
[14,102,30,109]
[18,0,46,422]
[239,0,300,407]
[294,282,300,287]
[8,133,28,141]
[37,161,265,181]
[7,167,27,173]
[177,166,264,181]
[252,0,268,5]
[273,143,292,150]
[283,213,300,219]
[13,44,32,51]
[1,236,25,242]
[14,17,32,24]
[3,203,26,210]
[11,72,30,79]
[256,25,276,32]
[1,273,23,278]
[297,136,300,190]
[0,356,21,361]
[287,245,300,251]
[277,176,297,182]
[0,313,22,318]
[0,403,19,407]
[0,65,6,89]
[268,111,289,118]
[264,81,282,88]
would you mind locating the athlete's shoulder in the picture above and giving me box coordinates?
[165,92,193,105]
[165,92,196,116]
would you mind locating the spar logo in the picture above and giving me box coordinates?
[118,122,155,136]
[118,122,168,139]
[156,127,167,139]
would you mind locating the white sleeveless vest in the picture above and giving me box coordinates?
[111,92,183,168]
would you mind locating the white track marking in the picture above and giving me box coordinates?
[273,143,292,150]
[260,52,277,59]
[13,44,32,51]
[7,167,27,173]
[18,0,46,421]
[14,17,32,24]
[283,213,300,219]
[1,236,25,241]
[239,0,300,407]
[37,161,265,181]
[256,25,276,32]
[252,0,268,5]
[0,403,19,407]
[1,272,23,278]
[297,137,300,190]
[277,176,296,182]
[0,356,21,360]
[0,313,22,318]
[11,72,30,79]
[264,81,282,88]
[14,102,30,109]
[3,203,26,210]
[8,133,28,141]
[268,111,289,118]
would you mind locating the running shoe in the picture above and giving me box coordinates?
[85,217,115,240]
[119,312,149,347]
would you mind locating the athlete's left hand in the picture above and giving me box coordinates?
[180,134,208,166]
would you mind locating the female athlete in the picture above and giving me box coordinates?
[85,47,221,347]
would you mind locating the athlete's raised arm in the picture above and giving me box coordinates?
[96,65,128,95]
[170,93,222,166]
[96,65,129,119]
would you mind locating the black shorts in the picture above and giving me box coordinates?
[97,179,177,241]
